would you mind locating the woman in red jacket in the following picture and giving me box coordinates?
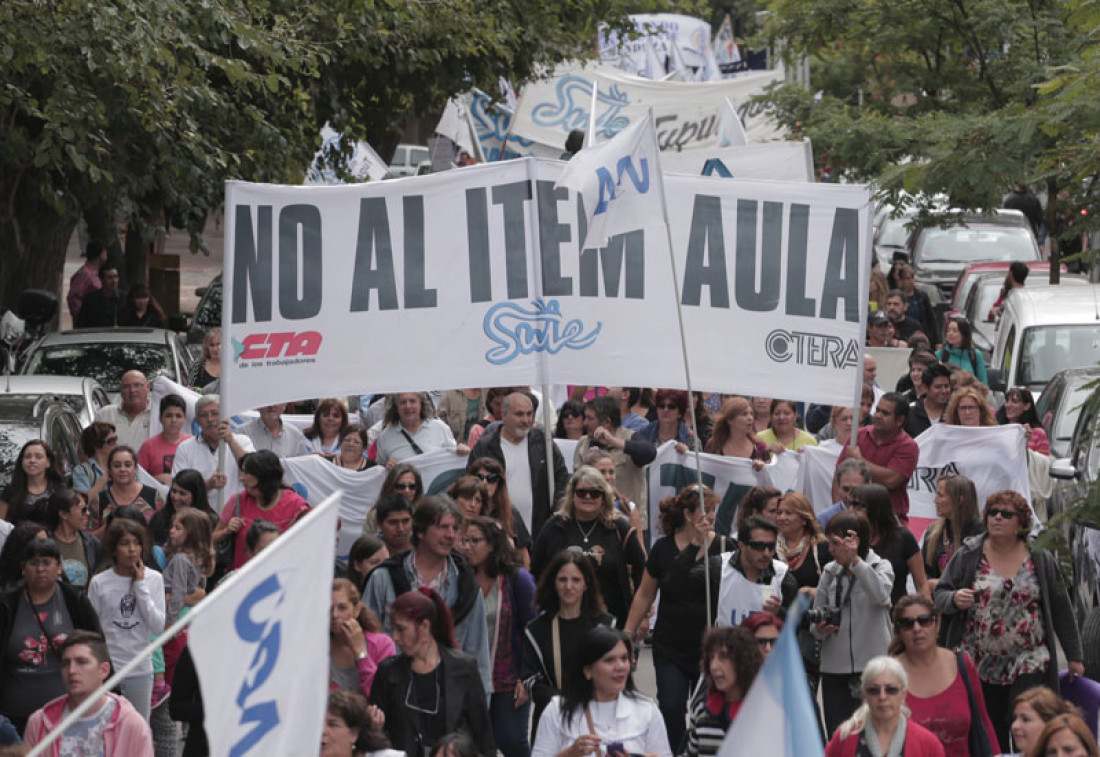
[825,655,945,757]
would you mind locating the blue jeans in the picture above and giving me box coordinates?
[654,654,697,754]
[490,691,531,757]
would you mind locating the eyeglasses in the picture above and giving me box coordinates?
[986,507,1017,520]
[392,483,418,492]
[897,614,936,630]
[656,403,679,411]
[561,410,581,419]
[756,636,779,649]
[476,473,500,484]
[957,404,980,413]
[101,436,118,446]
[574,488,603,500]
[459,536,485,547]
[743,539,777,552]
[864,684,902,697]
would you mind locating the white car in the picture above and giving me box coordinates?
[0,375,110,428]
[386,144,430,178]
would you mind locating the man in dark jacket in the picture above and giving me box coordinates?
[904,363,952,438]
[468,392,569,539]
[75,262,123,328]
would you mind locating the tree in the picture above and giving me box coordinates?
[0,0,641,315]
[757,0,1098,274]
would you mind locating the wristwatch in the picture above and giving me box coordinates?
[357,650,368,661]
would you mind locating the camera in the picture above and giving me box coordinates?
[801,606,841,628]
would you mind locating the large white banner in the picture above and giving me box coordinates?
[221,160,870,415]
[511,63,785,152]
[646,441,776,541]
[598,14,715,77]
[659,141,814,183]
[189,492,340,756]
[282,450,469,557]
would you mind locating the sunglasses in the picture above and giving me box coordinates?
[864,684,902,697]
[986,507,1017,520]
[897,614,936,630]
[743,539,777,552]
[392,483,418,492]
[656,403,679,411]
[102,436,118,446]
[756,636,779,649]
[561,410,581,419]
[574,488,603,500]
[476,473,501,484]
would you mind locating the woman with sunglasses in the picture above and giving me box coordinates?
[682,626,763,757]
[938,318,988,386]
[933,490,1083,751]
[849,484,929,604]
[72,422,117,510]
[582,448,642,535]
[824,655,945,757]
[889,595,998,756]
[468,457,533,567]
[360,463,426,538]
[995,387,1050,455]
[45,489,99,588]
[623,485,727,752]
[554,401,586,441]
[739,613,782,659]
[459,516,537,757]
[531,467,645,628]
[636,389,694,450]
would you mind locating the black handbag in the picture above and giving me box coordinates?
[956,651,994,757]
[214,494,240,570]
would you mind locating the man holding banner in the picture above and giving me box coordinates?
[840,393,918,526]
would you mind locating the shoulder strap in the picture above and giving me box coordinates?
[400,429,424,456]
[552,615,563,690]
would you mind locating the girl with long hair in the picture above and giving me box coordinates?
[96,445,159,537]
[938,317,987,385]
[0,440,63,524]
[330,577,396,699]
[922,475,983,591]
[849,484,929,604]
[996,386,1050,454]
[468,457,532,563]
[164,509,213,620]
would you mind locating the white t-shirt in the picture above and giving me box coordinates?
[501,436,533,528]
[170,433,255,512]
[88,569,166,675]
[61,696,116,755]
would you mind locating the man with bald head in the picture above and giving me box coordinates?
[94,369,152,449]
[468,391,569,538]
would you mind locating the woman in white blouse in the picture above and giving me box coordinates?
[532,627,671,757]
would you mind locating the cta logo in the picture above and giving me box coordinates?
[764,329,859,369]
[233,331,322,366]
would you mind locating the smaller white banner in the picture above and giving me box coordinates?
[189,492,340,757]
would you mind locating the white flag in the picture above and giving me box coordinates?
[435,96,478,158]
[643,38,664,80]
[188,493,340,757]
[554,111,665,250]
[717,97,749,146]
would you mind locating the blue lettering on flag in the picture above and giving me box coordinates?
[483,298,601,365]
[594,157,650,215]
[230,574,285,756]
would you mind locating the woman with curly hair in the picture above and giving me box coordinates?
[623,484,727,751]
[682,627,763,757]
[944,387,997,427]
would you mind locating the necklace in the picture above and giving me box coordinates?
[405,666,440,715]
[576,518,599,545]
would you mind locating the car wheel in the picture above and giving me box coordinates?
[1083,606,1100,681]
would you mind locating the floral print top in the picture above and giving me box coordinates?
[963,554,1049,685]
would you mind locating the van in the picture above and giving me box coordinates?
[387,144,430,178]
[988,284,1100,396]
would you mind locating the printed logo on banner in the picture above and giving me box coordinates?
[595,157,650,215]
[909,462,960,493]
[483,298,602,365]
[764,329,860,369]
[530,75,630,138]
[230,572,286,755]
[233,331,322,368]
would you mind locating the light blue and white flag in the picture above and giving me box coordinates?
[718,594,824,757]
[554,110,665,250]
[189,492,340,757]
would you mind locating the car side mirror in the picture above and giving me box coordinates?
[1049,458,1078,480]
[986,368,1006,394]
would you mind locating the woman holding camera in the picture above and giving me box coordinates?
[531,626,671,757]
[812,510,895,738]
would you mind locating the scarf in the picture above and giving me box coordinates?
[858,714,907,757]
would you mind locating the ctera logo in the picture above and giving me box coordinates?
[764,329,860,369]
[594,156,650,215]
[233,331,322,364]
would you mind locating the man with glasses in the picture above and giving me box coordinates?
[468,391,568,538]
[94,370,152,450]
[171,394,254,509]
[573,395,656,525]
[840,392,919,526]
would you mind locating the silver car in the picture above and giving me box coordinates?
[0,375,110,428]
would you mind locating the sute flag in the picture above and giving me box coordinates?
[554,110,665,250]
[188,492,340,757]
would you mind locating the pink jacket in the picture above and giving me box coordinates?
[825,719,945,757]
[329,630,397,698]
[25,692,153,757]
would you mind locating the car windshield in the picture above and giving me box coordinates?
[1018,325,1100,388]
[916,225,1038,263]
[24,343,174,391]
[0,422,39,489]
[968,280,1003,324]
[194,278,222,332]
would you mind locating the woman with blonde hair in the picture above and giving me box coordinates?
[944,387,997,427]
[704,397,770,464]
[922,474,983,590]
[530,466,645,626]
[187,327,221,389]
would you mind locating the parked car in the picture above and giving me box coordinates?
[386,144,430,178]
[988,284,1100,396]
[907,209,1042,302]
[873,208,916,272]
[20,328,193,401]
[0,393,83,489]
[942,260,1067,335]
[1037,367,1100,460]
[0,376,109,428]
[185,273,222,353]
[1048,394,1100,679]
[963,274,1088,358]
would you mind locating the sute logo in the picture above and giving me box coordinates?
[233,331,322,361]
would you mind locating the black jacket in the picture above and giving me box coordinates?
[0,581,103,657]
[468,424,569,539]
[903,398,942,438]
[74,290,122,328]
[370,645,494,757]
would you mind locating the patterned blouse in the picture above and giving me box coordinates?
[963,554,1049,685]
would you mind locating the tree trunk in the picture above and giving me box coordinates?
[0,185,80,320]
[1046,177,1060,285]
